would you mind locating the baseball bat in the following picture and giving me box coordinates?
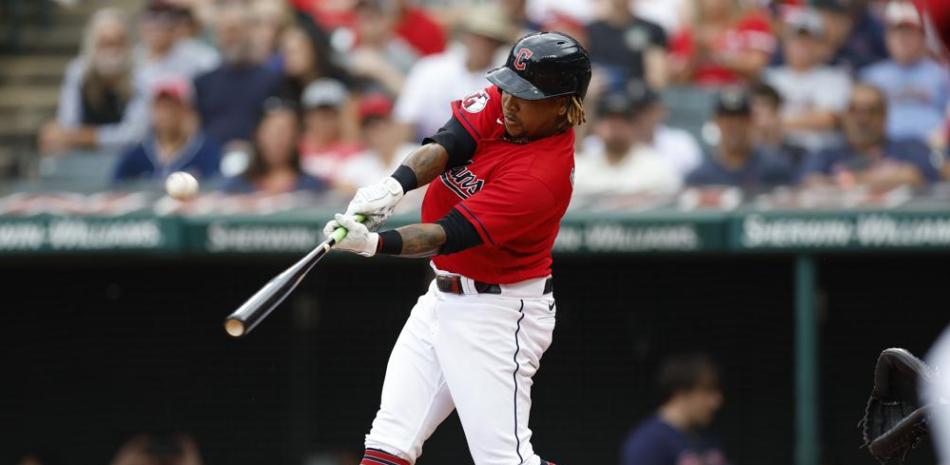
[223,215,364,338]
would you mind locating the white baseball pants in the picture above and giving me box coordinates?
[364,270,557,465]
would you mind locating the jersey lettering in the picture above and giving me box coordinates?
[440,165,485,199]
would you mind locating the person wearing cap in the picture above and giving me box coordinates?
[764,7,852,153]
[625,81,704,177]
[686,88,795,190]
[812,0,887,71]
[193,3,280,146]
[112,77,221,182]
[749,83,809,169]
[860,1,950,144]
[221,99,328,194]
[574,90,681,197]
[801,83,940,190]
[298,78,362,184]
[338,93,421,192]
[586,0,668,91]
[40,8,148,155]
[394,6,514,142]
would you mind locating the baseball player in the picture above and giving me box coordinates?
[322,32,591,465]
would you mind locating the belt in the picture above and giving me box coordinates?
[436,275,553,295]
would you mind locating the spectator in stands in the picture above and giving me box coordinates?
[338,93,419,191]
[277,26,351,103]
[499,0,541,33]
[222,99,326,194]
[249,0,294,71]
[628,82,704,178]
[108,433,203,465]
[391,0,446,57]
[299,79,362,184]
[750,83,808,168]
[621,353,726,465]
[169,3,220,73]
[40,8,147,155]
[136,1,216,88]
[860,1,950,145]
[14,450,63,465]
[394,6,513,142]
[194,3,280,147]
[814,0,887,71]
[669,0,775,87]
[586,0,669,91]
[575,92,682,197]
[113,77,220,183]
[636,0,693,36]
[801,83,940,189]
[764,9,852,153]
[687,88,795,189]
[346,0,418,95]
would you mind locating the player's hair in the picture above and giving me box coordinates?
[566,96,586,126]
[656,353,720,404]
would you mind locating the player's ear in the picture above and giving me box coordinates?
[557,97,568,116]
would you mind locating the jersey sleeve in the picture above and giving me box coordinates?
[449,85,503,142]
[453,172,560,247]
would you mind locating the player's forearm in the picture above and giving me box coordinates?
[377,223,446,258]
[401,143,450,188]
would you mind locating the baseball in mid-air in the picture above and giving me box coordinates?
[165,171,199,200]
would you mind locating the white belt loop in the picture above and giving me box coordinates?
[459,275,478,295]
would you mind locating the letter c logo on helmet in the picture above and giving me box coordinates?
[513,48,533,71]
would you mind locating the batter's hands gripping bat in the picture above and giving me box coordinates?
[223,214,364,338]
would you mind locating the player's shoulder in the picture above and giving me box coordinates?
[457,85,501,115]
[453,86,504,140]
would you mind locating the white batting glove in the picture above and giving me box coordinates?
[344,177,404,231]
[323,214,378,257]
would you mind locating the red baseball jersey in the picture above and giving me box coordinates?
[422,85,575,284]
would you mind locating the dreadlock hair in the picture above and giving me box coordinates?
[567,96,586,126]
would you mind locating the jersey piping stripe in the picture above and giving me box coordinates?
[512,299,526,465]
[456,203,496,245]
[455,108,482,140]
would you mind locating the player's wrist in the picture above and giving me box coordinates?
[376,230,403,255]
[390,166,417,193]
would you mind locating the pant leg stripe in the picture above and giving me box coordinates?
[512,299,526,464]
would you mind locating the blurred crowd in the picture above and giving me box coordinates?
[32,0,950,199]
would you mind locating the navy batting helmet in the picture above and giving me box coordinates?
[487,32,592,101]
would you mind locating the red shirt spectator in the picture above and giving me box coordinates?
[393,6,445,56]
[293,0,444,57]
[670,7,776,87]
[293,0,356,31]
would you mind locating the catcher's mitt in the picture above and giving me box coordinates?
[859,348,935,464]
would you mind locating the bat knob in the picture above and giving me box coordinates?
[224,319,246,338]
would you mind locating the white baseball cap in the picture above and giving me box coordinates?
[302,78,347,110]
[885,1,923,28]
